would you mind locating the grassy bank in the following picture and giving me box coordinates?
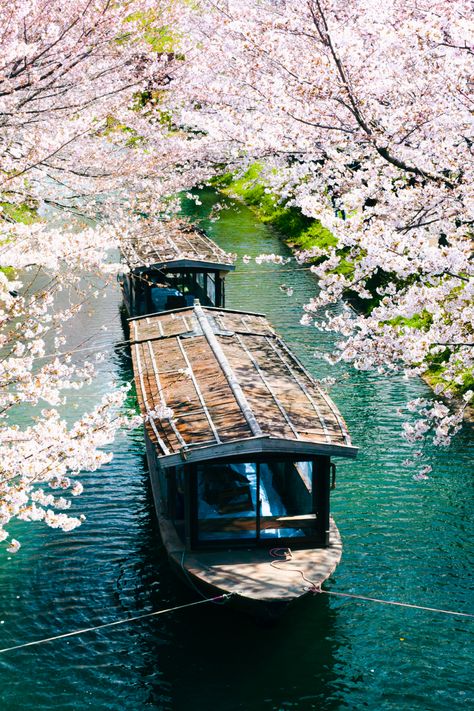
[212,164,472,402]
[212,163,336,251]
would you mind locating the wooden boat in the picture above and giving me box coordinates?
[130,301,357,620]
[119,217,235,317]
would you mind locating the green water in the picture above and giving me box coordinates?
[0,190,472,710]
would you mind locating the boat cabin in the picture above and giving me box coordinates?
[120,218,235,317]
[130,302,357,554]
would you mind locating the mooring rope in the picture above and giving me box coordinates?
[179,550,228,605]
[1,552,472,656]
[316,589,474,617]
[268,548,474,619]
[0,594,233,655]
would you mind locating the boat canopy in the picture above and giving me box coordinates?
[130,302,357,467]
[121,218,236,273]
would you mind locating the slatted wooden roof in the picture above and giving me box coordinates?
[130,302,357,467]
[121,218,235,272]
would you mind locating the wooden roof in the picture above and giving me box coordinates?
[121,218,235,272]
[130,302,357,467]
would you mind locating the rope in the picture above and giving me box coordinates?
[179,550,228,605]
[317,590,474,617]
[268,548,474,619]
[0,594,233,655]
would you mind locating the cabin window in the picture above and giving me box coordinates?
[206,273,216,304]
[196,461,257,541]
[150,285,184,311]
[196,272,205,288]
[195,459,318,544]
[186,271,211,306]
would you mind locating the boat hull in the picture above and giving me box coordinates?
[158,514,342,622]
[145,434,342,621]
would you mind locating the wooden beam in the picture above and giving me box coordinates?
[176,337,221,445]
[194,300,263,438]
[314,455,331,546]
[198,513,317,533]
[156,436,358,469]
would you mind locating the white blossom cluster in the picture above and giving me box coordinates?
[0,0,239,550]
[163,0,473,454]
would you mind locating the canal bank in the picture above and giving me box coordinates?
[214,171,473,421]
[0,189,472,711]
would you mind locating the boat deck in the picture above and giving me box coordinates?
[168,519,342,602]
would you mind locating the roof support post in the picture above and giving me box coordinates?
[214,270,222,307]
[314,455,331,546]
[184,464,196,550]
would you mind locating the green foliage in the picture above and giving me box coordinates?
[124,10,178,53]
[0,201,39,225]
[102,115,145,146]
[384,313,472,398]
[424,351,474,398]
[208,172,234,188]
[0,199,40,279]
[388,309,434,331]
[0,265,15,279]
[291,219,338,251]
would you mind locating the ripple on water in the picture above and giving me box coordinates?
[0,190,472,711]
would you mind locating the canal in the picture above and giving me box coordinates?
[0,190,472,710]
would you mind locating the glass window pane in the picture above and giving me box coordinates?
[206,273,215,303]
[259,461,314,539]
[197,462,257,541]
[195,459,317,544]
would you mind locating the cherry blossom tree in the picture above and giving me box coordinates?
[2,0,473,551]
[0,0,199,551]
[164,0,473,449]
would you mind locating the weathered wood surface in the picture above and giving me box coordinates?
[121,217,235,270]
[131,304,357,463]
[169,518,342,602]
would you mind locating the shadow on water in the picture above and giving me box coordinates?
[147,593,341,711]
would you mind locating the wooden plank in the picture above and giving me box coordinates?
[147,341,187,449]
[131,322,171,456]
[198,513,317,533]
[176,336,221,445]
[194,302,263,437]
[172,518,343,602]
[220,337,295,440]
[235,333,301,440]
[158,435,358,469]
[274,335,352,446]
[263,336,333,444]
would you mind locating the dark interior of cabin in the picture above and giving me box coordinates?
[129,268,224,315]
[160,456,331,550]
